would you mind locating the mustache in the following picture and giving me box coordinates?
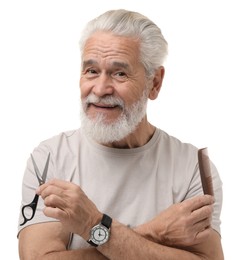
[83,94,124,109]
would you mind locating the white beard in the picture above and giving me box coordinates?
[80,90,148,144]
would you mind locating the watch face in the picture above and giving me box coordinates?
[91,224,109,245]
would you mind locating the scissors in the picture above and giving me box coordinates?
[20,152,50,226]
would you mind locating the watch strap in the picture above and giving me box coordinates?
[88,240,98,247]
[101,214,112,229]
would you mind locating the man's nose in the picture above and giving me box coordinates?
[92,74,114,97]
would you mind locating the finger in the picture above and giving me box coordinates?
[46,179,75,190]
[186,195,214,212]
[36,179,56,195]
[191,204,213,223]
[194,227,212,244]
[40,185,64,200]
[43,205,67,221]
[44,193,67,210]
[37,179,73,195]
[192,216,212,234]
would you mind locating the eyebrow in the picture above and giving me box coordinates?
[111,61,129,70]
[82,59,130,70]
[82,59,98,69]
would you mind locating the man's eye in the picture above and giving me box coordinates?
[87,69,97,74]
[114,71,128,79]
[112,71,128,82]
[84,68,98,78]
[116,72,126,77]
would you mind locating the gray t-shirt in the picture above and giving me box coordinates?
[18,128,222,249]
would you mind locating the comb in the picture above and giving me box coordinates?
[198,147,214,196]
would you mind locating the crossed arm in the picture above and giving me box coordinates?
[18,179,224,260]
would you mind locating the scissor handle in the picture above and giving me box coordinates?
[20,194,39,226]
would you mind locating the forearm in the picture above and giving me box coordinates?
[97,220,202,260]
[18,224,108,260]
[40,248,108,260]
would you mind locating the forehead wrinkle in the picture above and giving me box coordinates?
[83,36,139,60]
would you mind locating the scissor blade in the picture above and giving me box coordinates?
[41,152,50,183]
[31,154,43,185]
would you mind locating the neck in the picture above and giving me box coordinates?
[102,117,156,149]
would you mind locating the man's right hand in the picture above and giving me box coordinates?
[135,195,214,247]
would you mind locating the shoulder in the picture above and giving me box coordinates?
[37,129,81,150]
[157,128,198,159]
[42,128,80,144]
[30,129,84,160]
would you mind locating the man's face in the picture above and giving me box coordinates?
[79,31,150,144]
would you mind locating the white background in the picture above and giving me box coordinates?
[0,0,238,259]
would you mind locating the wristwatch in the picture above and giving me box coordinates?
[88,214,112,247]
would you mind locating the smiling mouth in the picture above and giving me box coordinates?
[90,103,121,110]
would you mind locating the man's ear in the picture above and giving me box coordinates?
[148,66,165,100]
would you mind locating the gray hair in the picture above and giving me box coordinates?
[79,9,168,77]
